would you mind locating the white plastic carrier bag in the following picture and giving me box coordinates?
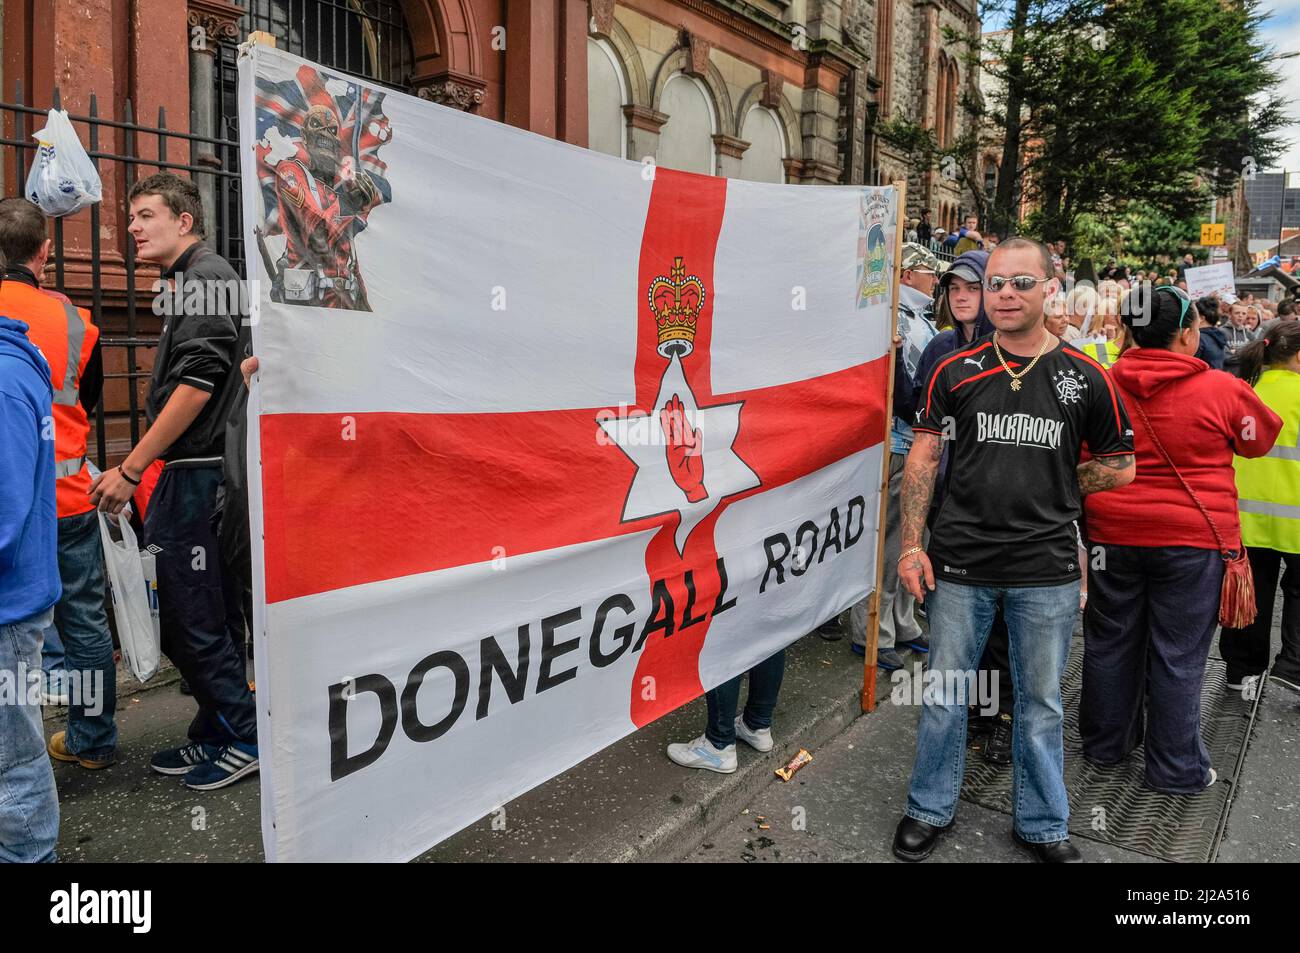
[25,108,103,217]
[97,511,161,683]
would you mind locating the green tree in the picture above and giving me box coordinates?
[1114,201,1203,263]
[977,0,1287,239]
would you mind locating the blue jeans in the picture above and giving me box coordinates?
[0,608,59,862]
[40,622,65,675]
[705,649,785,748]
[54,510,118,761]
[905,579,1079,842]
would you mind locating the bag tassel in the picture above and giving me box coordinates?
[1220,550,1257,630]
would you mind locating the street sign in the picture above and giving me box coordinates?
[1200,222,1226,246]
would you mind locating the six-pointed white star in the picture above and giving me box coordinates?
[598,355,760,554]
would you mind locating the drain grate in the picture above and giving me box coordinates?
[959,642,1258,862]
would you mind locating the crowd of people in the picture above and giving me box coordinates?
[663,229,1300,865]
[2,181,1298,864]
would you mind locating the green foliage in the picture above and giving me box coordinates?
[1114,201,1204,262]
[974,0,1286,242]
[1070,212,1119,263]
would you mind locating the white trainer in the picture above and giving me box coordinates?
[734,716,774,752]
[666,734,737,773]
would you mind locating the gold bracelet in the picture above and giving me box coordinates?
[897,546,924,564]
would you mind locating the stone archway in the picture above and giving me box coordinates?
[400,0,486,110]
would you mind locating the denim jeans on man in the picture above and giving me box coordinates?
[905,579,1078,842]
[1081,545,1219,793]
[54,509,118,761]
[0,608,59,862]
[705,649,785,748]
[40,620,65,681]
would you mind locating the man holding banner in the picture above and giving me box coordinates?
[894,239,1135,863]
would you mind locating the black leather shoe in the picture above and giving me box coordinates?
[892,815,952,862]
[983,713,1013,765]
[1013,832,1083,863]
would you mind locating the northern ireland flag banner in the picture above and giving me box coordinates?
[238,46,896,863]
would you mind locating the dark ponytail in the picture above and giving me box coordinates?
[1239,322,1300,386]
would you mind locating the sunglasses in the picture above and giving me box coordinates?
[1154,284,1194,327]
[984,274,1053,292]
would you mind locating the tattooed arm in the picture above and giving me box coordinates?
[898,431,944,603]
[1076,454,1135,496]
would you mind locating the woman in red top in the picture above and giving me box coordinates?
[1080,286,1282,794]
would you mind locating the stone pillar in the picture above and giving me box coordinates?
[917,1,940,129]
[503,0,558,136]
[806,0,844,44]
[556,0,589,146]
[624,105,668,165]
[713,134,750,179]
[187,1,245,248]
[798,82,843,184]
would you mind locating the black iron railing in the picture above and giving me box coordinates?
[0,82,244,469]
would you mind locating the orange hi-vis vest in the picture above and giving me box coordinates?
[0,281,98,518]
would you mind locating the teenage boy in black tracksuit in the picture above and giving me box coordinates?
[90,172,258,791]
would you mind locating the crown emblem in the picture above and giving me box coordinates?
[648,256,705,358]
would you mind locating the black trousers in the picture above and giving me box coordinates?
[1219,546,1300,681]
[145,465,258,745]
[1080,545,1221,793]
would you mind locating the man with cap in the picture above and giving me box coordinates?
[850,243,943,667]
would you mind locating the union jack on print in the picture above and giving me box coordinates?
[253,63,394,234]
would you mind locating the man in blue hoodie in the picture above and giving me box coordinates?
[0,266,63,863]
[913,250,995,393]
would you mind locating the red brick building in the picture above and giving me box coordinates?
[1,1,975,457]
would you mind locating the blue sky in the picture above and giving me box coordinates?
[1261,0,1299,172]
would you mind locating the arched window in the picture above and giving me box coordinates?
[587,37,628,158]
[983,157,998,197]
[934,53,949,147]
[945,62,959,148]
[213,1,415,264]
[217,0,415,133]
[657,73,716,175]
[739,105,787,183]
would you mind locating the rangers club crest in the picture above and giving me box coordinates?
[1052,367,1089,405]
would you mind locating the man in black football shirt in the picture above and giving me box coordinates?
[891,238,1135,863]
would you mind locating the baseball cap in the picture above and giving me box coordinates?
[900,242,940,272]
[940,261,981,286]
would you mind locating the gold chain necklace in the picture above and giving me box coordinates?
[992,330,1052,391]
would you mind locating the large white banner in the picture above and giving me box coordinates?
[238,46,896,862]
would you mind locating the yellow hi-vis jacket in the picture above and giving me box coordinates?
[1234,368,1300,554]
[1080,337,1122,368]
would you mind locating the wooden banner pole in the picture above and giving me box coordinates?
[862,180,907,713]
